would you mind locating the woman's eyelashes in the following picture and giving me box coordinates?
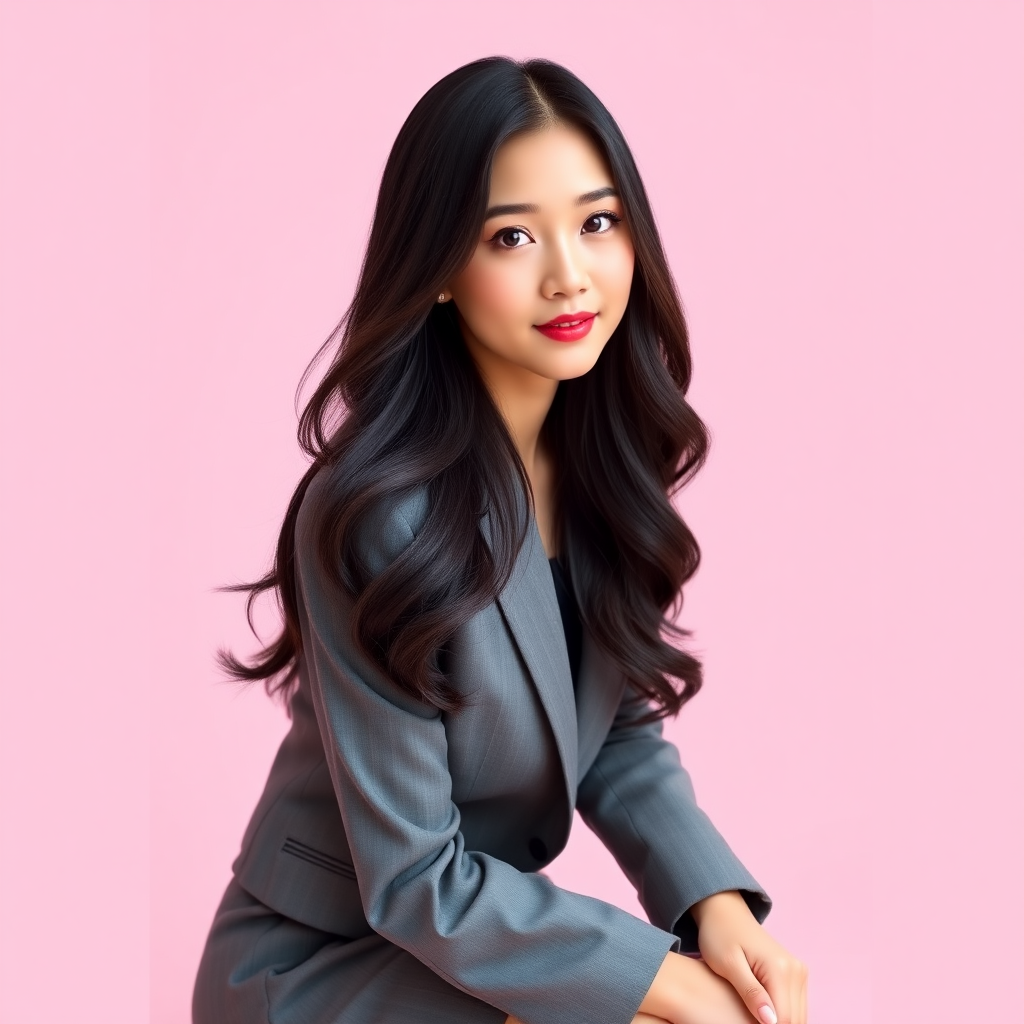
[487,210,623,250]
[490,226,532,250]
[581,211,622,234]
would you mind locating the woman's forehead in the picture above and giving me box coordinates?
[487,125,615,208]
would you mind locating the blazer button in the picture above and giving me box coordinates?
[528,836,548,862]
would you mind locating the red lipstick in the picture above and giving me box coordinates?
[534,311,597,342]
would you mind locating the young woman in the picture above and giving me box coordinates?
[193,56,808,1024]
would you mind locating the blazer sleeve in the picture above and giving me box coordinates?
[575,681,772,952]
[293,488,683,1024]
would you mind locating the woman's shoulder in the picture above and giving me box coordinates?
[296,461,429,577]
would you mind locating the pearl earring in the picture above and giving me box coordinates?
[438,292,445,303]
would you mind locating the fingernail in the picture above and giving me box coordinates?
[757,1006,777,1024]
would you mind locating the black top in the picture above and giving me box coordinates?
[548,555,583,690]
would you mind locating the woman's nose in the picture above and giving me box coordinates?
[542,236,589,298]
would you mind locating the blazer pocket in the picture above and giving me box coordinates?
[240,835,374,937]
[282,837,358,881]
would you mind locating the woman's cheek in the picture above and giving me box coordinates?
[461,263,530,329]
[607,244,635,305]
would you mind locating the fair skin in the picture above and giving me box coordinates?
[441,123,808,1024]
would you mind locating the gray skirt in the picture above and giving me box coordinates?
[193,876,509,1024]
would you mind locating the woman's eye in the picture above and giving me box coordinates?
[492,227,532,249]
[582,211,621,234]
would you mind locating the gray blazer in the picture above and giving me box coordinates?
[228,468,770,1024]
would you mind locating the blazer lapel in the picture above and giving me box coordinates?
[479,504,579,813]
[574,628,628,780]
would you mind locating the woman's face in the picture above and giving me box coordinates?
[446,124,635,391]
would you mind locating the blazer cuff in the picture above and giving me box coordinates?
[592,917,682,1024]
[668,882,772,952]
[579,753,773,956]
[636,810,771,953]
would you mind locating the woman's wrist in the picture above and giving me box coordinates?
[689,889,751,929]
[638,950,698,1022]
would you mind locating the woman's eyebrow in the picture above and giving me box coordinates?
[483,186,619,220]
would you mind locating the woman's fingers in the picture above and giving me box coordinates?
[795,957,809,1024]
[716,948,785,1024]
[693,894,808,1024]
[778,954,807,1024]
[511,1012,672,1024]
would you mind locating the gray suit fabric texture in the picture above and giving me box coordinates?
[193,467,770,1024]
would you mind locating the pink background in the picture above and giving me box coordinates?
[1,2,1021,1022]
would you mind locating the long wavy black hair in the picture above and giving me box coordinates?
[219,56,711,724]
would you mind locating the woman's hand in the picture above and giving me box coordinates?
[691,890,808,1024]
[639,951,761,1024]
[505,1008,673,1024]
[505,1016,672,1024]
[506,889,808,1024]
[503,958,733,1024]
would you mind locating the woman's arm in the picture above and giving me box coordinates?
[293,482,684,1024]
[576,683,806,1024]
[504,950,756,1024]
[575,682,771,948]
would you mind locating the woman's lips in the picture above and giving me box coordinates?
[534,312,596,342]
